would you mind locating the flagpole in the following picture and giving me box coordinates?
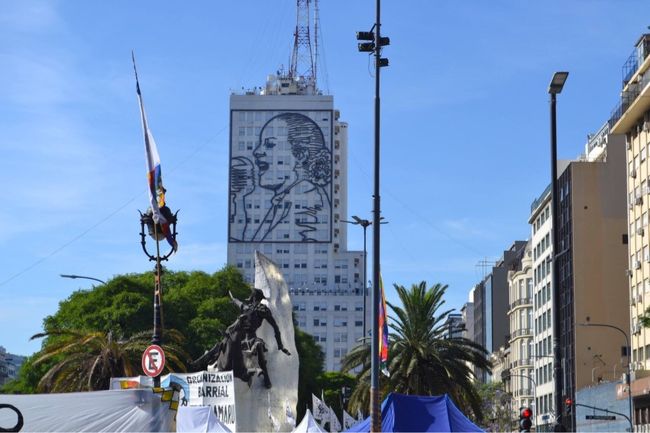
[152,224,163,388]
[133,51,178,389]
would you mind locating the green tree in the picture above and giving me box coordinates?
[295,326,325,420]
[341,281,491,421]
[29,329,189,392]
[470,381,514,431]
[317,371,356,421]
[2,265,325,399]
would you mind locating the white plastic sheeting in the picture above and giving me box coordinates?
[0,389,174,432]
[292,410,325,433]
[176,406,232,433]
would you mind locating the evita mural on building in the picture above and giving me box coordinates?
[229,111,333,243]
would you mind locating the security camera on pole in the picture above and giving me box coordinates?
[356,2,390,431]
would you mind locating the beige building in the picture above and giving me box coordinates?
[507,242,534,413]
[528,124,629,431]
[610,33,650,426]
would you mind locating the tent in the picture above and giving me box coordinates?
[0,389,175,432]
[344,393,484,433]
[292,409,326,433]
[176,406,232,433]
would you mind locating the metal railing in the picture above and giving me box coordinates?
[623,47,641,86]
[513,388,534,397]
[610,36,650,128]
[531,184,552,214]
[509,297,532,310]
[511,358,534,369]
[510,328,533,339]
[609,81,645,128]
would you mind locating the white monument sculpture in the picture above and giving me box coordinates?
[233,251,299,432]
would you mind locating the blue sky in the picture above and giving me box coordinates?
[0,1,647,356]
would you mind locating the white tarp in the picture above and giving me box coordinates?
[0,389,174,432]
[292,409,326,433]
[176,406,232,433]
[163,371,236,431]
[111,371,236,431]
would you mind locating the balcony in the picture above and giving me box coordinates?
[530,184,551,215]
[509,297,532,311]
[623,35,650,86]
[510,358,534,369]
[610,34,650,133]
[513,388,534,398]
[510,328,533,340]
[609,73,650,129]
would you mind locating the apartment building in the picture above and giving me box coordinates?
[507,241,535,414]
[610,32,650,426]
[473,241,527,382]
[529,124,629,431]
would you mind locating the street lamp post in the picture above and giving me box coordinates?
[139,207,178,387]
[60,274,106,285]
[342,216,387,341]
[548,71,569,432]
[356,2,390,431]
[509,373,538,414]
[579,322,633,430]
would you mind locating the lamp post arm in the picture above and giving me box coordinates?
[60,274,106,285]
[573,402,632,432]
[579,322,633,429]
[580,323,629,348]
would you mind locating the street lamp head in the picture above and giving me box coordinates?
[548,71,569,94]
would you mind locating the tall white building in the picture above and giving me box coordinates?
[227,74,366,371]
[529,187,554,429]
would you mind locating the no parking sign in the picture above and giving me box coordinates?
[142,344,165,377]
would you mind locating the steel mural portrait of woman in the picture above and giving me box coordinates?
[229,111,333,243]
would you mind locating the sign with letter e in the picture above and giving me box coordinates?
[142,344,165,377]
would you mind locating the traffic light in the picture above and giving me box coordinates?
[565,398,573,415]
[519,406,533,432]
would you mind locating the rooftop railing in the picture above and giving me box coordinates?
[530,184,551,214]
[609,34,650,128]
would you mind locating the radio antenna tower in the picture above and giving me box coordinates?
[289,0,316,88]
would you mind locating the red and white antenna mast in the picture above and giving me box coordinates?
[289,0,316,88]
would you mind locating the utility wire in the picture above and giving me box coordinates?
[0,124,228,288]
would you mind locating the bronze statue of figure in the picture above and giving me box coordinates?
[191,288,290,388]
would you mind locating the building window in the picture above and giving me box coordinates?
[334,318,348,327]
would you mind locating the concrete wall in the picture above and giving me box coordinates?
[571,137,629,391]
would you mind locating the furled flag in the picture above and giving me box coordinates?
[312,393,329,421]
[132,52,177,252]
[379,275,390,376]
[342,410,357,430]
[328,406,341,433]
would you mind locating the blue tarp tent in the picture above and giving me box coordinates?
[344,393,484,433]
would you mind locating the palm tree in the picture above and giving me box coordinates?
[341,281,491,421]
[30,329,189,392]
